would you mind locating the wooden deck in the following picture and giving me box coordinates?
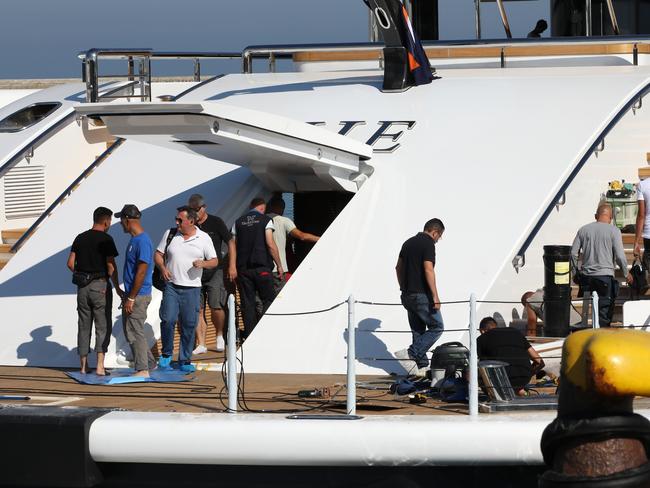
[0,362,471,416]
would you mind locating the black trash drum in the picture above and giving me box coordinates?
[430,342,469,378]
[543,245,572,337]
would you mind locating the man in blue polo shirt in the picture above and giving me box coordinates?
[116,204,156,377]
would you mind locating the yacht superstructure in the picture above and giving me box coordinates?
[2,1,650,485]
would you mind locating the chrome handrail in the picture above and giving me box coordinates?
[242,42,382,73]
[241,36,650,72]
[0,111,76,180]
[80,49,242,102]
[11,139,126,253]
[81,38,650,96]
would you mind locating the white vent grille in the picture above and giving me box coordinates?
[4,165,46,219]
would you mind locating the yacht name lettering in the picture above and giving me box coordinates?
[307,120,416,153]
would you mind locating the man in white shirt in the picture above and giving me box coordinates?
[154,206,217,371]
[266,196,320,291]
[634,178,650,269]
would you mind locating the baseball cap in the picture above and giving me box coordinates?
[115,204,142,219]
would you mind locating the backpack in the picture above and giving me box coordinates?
[630,258,648,299]
[152,227,177,291]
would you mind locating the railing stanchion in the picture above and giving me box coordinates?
[227,294,238,412]
[469,293,479,417]
[592,291,600,329]
[346,295,356,416]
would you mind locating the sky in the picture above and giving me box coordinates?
[0,0,549,79]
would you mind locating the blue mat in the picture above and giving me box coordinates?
[66,368,192,385]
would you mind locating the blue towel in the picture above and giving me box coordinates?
[66,368,191,385]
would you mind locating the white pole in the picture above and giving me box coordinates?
[346,295,356,416]
[592,291,600,329]
[468,293,479,417]
[227,294,237,412]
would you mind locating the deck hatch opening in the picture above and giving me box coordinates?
[0,103,61,133]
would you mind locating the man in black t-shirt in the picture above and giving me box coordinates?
[67,207,121,375]
[477,317,545,395]
[187,194,236,354]
[394,218,445,377]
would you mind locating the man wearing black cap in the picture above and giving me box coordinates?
[67,206,120,375]
[116,204,156,377]
[231,197,284,338]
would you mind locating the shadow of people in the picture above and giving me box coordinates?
[111,313,160,363]
[16,325,72,366]
[343,318,398,374]
[110,314,130,362]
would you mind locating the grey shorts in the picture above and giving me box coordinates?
[202,267,227,310]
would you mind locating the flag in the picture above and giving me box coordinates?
[396,1,434,85]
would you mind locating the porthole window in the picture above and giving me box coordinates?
[0,102,61,133]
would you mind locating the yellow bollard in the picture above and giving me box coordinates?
[540,329,650,487]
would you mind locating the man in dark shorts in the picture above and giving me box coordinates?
[394,218,445,377]
[187,194,235,354]
[67,207,121,375]
[477,317,545,395]
[116,204,156,377]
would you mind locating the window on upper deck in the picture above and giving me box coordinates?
[0,102,61,133]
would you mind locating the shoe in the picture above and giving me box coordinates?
[216,336,225,352]
[158,355,172,370]
[394,349,418,376]
[179,363,196,373]
[414,366,431,379]
[192,344,208,355]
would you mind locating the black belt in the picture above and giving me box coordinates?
[77,272,107,281]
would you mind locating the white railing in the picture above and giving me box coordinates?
[224,293,598,417]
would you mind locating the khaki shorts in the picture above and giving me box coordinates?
[202,267,227,310]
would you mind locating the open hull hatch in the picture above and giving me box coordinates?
[75,103,372,193]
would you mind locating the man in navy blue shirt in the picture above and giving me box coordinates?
[231,197,284,339]
[394,218,445,377]
[116,204,156,377]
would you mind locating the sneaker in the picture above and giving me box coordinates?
[414,366,431,379]
[394,349,418,376]
[192,344,208,355]
[216,336,225,352]
[179,363,196,373]
[158,355,172,370]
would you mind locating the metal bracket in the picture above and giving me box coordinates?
[555,192,566,211]
[594,138,605,157]
[512,254,525,273]
[24,147,34,164]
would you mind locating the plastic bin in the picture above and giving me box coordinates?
[605,190,638,229]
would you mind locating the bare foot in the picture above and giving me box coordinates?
[133,371,150,378]
[80,370,87,374]
[96,369,107,376]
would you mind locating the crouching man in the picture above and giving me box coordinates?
[477,317,545,396]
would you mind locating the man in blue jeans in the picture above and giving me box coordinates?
[154,206,218,372]
[394,218,445,377]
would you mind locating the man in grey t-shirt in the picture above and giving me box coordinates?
[571,203,632,326]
